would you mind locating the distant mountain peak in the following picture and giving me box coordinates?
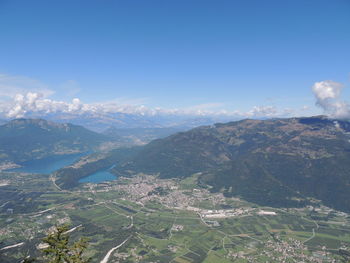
[0,118,108,164]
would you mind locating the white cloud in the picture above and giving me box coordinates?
[311,80,350,118]
[0,73,307,120]
[246,106,277,117]
[0,91,293,120]
[68,98,83,112]
[312,80,342,101]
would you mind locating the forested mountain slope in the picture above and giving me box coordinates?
[113,116,350,211]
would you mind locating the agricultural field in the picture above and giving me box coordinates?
[1,172,350,262]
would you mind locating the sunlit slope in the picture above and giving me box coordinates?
[114,116,350,212]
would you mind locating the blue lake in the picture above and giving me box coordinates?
[9,153,117,184]
[79,168,117,183]
[9,153,87,174]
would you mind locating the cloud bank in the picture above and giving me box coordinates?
[311,80,350,119]
[0,90,294,120]
[0,72,312,120]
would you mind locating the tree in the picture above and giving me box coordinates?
[41,224,90,263]
[21,258,36,263]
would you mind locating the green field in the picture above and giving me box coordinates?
[1,172,350,262]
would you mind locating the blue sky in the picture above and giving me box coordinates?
[0,0,349,118]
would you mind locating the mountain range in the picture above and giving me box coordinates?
[112,116,350,212]
[3,116,350,213]
[0,118,108,164]
[19,112,231,132]
[103,126,186,145]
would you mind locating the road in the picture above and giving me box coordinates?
[100,236,131,263]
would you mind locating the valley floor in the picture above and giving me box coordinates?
[1,172,350,262]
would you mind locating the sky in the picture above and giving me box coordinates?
[0,0,350,119]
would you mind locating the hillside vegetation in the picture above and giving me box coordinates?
[0,119,108,163]
[113,116,350,212]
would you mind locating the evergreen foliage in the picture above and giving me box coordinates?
[24,225,90,263]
